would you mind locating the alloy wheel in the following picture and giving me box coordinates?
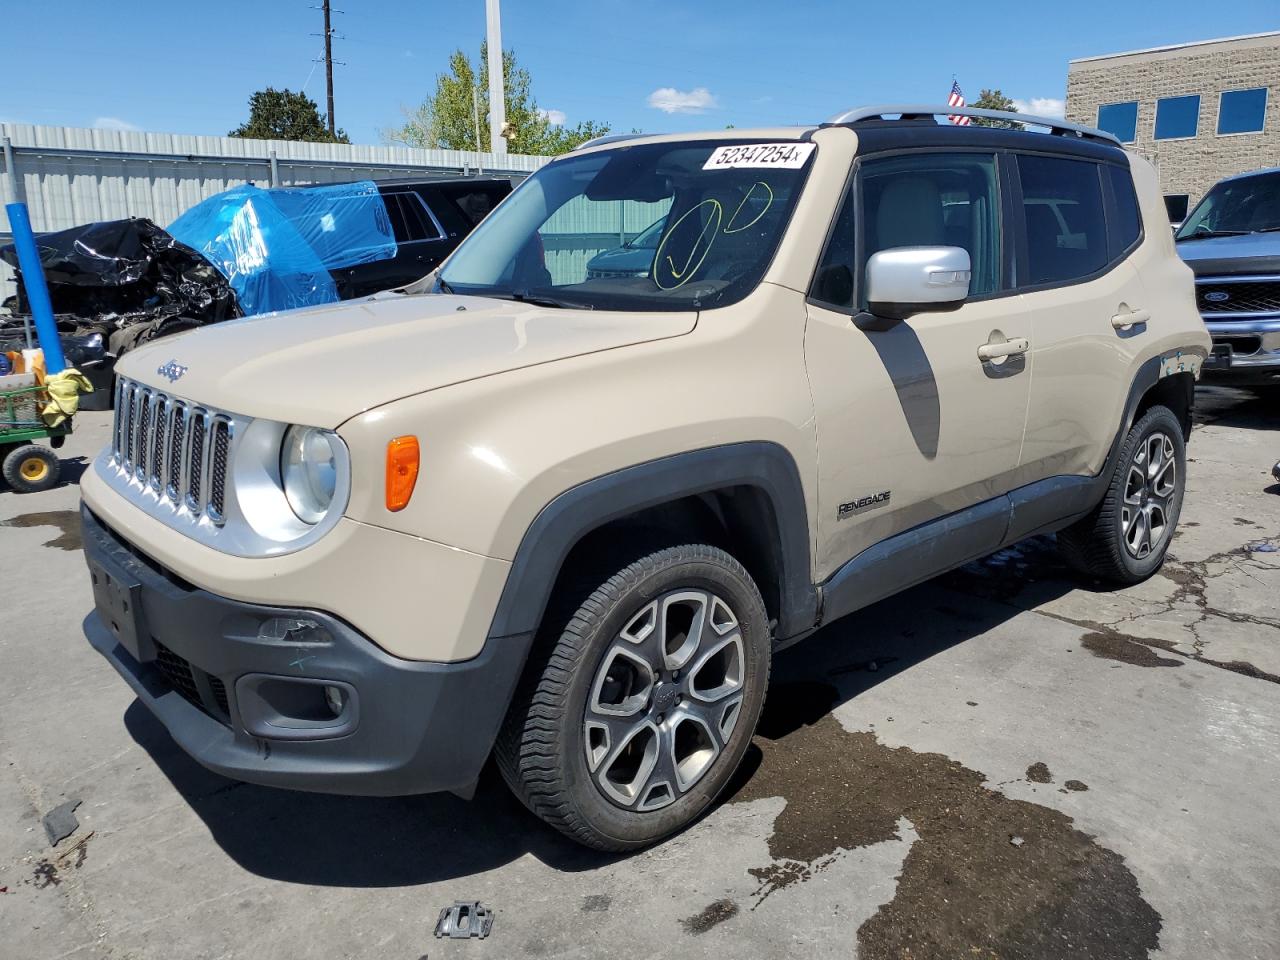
[583,589,746,812]
[1121,431,1177,559]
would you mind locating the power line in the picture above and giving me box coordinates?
[310,1,345,136]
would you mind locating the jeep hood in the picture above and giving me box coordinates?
[1176,232,1280,276]
[118,293,696,428]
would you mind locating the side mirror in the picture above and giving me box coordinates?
[865,246,971,321]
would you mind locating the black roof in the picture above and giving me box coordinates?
[299,175,512,190]
[841,119,1128,163]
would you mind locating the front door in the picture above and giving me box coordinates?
[804,151,1031,579]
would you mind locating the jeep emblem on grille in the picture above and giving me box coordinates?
[1204,290,1231,303]
[157,359,188,382]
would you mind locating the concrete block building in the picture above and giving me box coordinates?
[1066,32,1280,221]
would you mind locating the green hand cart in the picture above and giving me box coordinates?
[0,380,69,493]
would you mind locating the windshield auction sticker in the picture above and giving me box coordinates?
[703,143,815,170]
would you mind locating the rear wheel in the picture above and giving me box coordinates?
[1059,404,1185,584]
[3,444,60,493]
[496,544,771,851]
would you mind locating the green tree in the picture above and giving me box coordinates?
[229,87,349,143]
[968,89,1020,128]
[384,44,609,155]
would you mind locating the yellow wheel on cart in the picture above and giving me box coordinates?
[2,444,60,493]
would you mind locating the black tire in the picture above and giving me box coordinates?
[2,444,60,493]
[1058,404,1186,584]
[495,544,771,852]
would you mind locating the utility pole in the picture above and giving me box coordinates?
[485,0,507,154]
[312,1,344,137]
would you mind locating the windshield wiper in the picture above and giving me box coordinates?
[1179,228,1250,240]
[437,276,455,294]
[496,289,593,310]
[1252,225,1280,234]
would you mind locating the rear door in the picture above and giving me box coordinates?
[1014,154,1148,481]
[804,150,1032,578]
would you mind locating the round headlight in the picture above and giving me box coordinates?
[281,425,339,524]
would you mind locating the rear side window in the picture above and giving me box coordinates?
[1017,155,1107,286]
[1105,165,1142,255]
[382,192,440,242]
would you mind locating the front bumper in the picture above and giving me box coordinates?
[1200,317,1280,386]
[81,505,533,796]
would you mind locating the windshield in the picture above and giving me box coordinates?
[439,139,815,311]
[1177,170,1280,239]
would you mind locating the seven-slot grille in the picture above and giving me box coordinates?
[1196,279,1280,316]
[112,378,232,523]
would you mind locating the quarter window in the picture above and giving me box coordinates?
[1105,165,1142,255]
[1154,95,1200,140]
[1097,102,1139,143]
[1217,88,1268,135]
[1017,155,1107,285]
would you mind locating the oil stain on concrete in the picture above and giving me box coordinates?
[726,682,1162,959]
[0,510,82,551]
[680,898,739,935]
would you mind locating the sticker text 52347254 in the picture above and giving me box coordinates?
[703,143,815,171]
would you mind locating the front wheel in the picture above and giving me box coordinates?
[496,544,771,851]
[1059,404,1186,584]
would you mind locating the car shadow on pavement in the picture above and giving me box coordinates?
[123,537,1086,888]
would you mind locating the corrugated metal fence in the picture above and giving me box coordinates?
[0,122,551,301]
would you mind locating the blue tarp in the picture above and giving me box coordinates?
[167,181,397,317]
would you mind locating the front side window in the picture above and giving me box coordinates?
[1018,155,1107,285]
[1217,88,1268,135]
[1176,170,1280,238]
[383,193,440,242]
[1097,102,1139,143]
[439,140,814,311]
[858,152,1001,307]
[1155,95,1200,140]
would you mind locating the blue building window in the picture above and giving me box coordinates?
[1155,95,1200,140]
[1097,101,1138,142]
[1217,88,1268,135]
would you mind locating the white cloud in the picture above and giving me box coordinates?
[647,87,718,115]
[538,108,567,126]
[1011,97,1066,120]
[93,116,141,132]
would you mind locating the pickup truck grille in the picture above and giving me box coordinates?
[1196,279,1280,316]
[111,378,231,524]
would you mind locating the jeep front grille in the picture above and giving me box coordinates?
[1196,278,1280,317]
[110,378,232,524]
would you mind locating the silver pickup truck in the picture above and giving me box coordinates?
[1176,167,1280,389]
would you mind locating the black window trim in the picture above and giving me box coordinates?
[1010,151,1144,297]
[805,145,1016,316]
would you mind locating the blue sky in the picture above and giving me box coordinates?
[0,0,1275,146]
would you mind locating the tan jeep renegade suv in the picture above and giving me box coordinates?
[80,105,1209,851]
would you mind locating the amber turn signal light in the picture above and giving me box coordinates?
[385,436,420,512]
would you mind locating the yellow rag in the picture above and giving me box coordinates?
[40,368,94,427]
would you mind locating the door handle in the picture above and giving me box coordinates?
[1111,308,1150,329]
[977,337,1030,361]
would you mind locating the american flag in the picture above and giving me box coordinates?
[948,80,971,125]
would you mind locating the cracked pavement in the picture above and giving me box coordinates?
[2,387,1278,959]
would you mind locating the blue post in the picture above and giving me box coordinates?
[5,202,65,374]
